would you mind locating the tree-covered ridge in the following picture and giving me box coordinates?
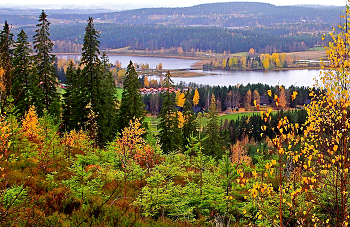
[14,23,328,54]
[0,2,343,27]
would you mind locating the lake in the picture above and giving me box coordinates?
[172,69,322,88]
[58,54,322,87]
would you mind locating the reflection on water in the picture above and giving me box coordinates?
[171,69,322,87]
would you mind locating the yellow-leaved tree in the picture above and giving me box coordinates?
[247,8,350,226]
[177,92,185,107]
[193,89,200,106]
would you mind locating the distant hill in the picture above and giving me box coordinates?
[0,2,342,54]
[0,2,344,27]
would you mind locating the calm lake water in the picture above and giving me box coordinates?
[58,54,322,87]
[172,69,322,88]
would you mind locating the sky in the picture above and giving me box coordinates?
[0,0,347,10]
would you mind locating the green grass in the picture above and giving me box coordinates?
[219,111,258,121]
[231,52,248,56]
[309,46,324,51]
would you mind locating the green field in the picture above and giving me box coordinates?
[145,111,258,134]
[309,46,324,51]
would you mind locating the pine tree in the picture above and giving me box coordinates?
[158,71,182,153]
[118,60,145,132]
[11,29,33,118]
[33,10,60,118]
[0,21,13,113]
[203,94,223,159]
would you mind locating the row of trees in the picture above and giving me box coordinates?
[204,52,297,70]
[142,82,312,115]
[0,12,145,146]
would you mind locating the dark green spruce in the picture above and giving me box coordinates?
[33,10,60,118]
[77,17,117,145]
[11,29,33,118]
[157,71,182,153]
[182,89,198,151]
[117,60,145,132]
[0,21,13,114]
[203,94,224,159]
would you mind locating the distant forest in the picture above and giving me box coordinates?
[12,24,328,54]
[2,2,343,54]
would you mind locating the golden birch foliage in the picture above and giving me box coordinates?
[262,56,270,69]
[222,59,227,68]
[177,111,184,128]
[62,129,92,155]
[280,53,286,65]
[260,53,271,69]
[22,106,43,142]
[240,56,247,69]
[177,92,185,107]
[193,89,199,106]
[248,10,350,225]
[113,117,158,168]
[271,53,280,67]
[144,76,150,88]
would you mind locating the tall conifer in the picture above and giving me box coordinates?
[78,18,117,145]
[98,53,118,143]
[62,60,83,131]
[203,94,223,159]
[11,29,33,117]
[118,61,145,132]
[158,71,182,153]
[0,21,13,113]
[33,10,60,118]
[182,89,197,150]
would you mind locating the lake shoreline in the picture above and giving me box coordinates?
[55,52,323,72]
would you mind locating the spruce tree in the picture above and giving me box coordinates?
[97,52,118,143]
[203,94,223,159]
[33,10,60,118]
[78,18,117,145]
[182,89,197,150]
[157,71,182,153]
[118,60,145,132]
[62,60,83,131]
[0,21,13,113]
[11,29,33,118]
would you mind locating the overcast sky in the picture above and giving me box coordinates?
[0,0,347,10]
